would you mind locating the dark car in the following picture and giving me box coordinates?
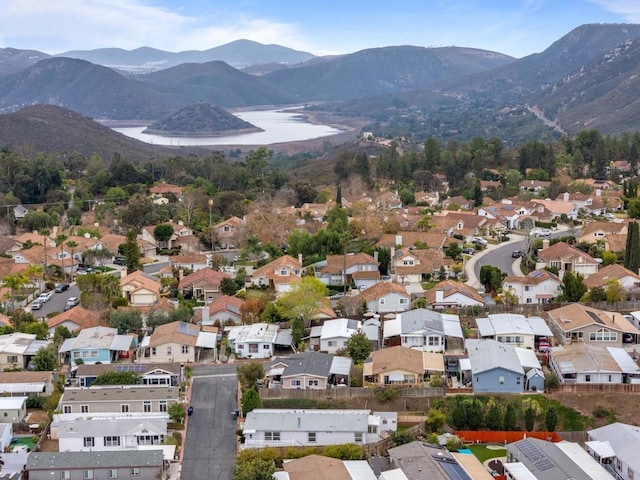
[54,283,69,293]
[511,250,523,258]
[113,256,126,266]
[462,248,475,255]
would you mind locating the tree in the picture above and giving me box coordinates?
[444,242,462,261]
[624,221,640,273]
[241,387,262,415]
[544,406,558,432]
[76,272,122,311]
[220,277,239,296]
[237,362,265,391]
[276,277,328,329]
[323,443,364,460]
[108,310,143,335]
[40,228,51,271]
[233,458,275,480]
[31,345,57,371]
[425,408,447,433]
[479,265,505,294]
[121,229,141,274]
[53,325,73,346]
[55,233,68,280]
[604,278,626,303]
[345,330,373,364]
[66,240,78,272]
[153,224,175,247]
[93,371,142,385]
[524,406,536,432]
[2,272,28,312]
[450,396,468,429]
[168,402,186,423]
[22,321,49,340]
[485,402,503,431]
[466,399,484,430]
[504,402,517,431]
[557,271,587,302]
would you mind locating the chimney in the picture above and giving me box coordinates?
[201,306,210,324]
[395,235,403,246]
[178,269,184,281]
[374,251,379,263]
[563,192,570,202]
[542,239,550,250]
[52,226,58,236]
[390,247,395,259]
[298,253,303,265]
[595,188,602,197]
[435,289,444,303]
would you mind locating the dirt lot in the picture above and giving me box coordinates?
[547,391,640,427]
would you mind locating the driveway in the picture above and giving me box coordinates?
[182,371,238,480]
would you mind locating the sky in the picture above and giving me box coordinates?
[1,0,639,59]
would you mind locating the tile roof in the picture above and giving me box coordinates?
[283,454,352,480]
[356,282,410,301]
[424,280,485,305]
[46,307,104,331]
[148,321,199,347]
[370,346,425,376]
[537,241,598,264]
[547,304,637,333]
[120,269,161,294]
[321,252,378,275]
[503,269,559,285]
[584,263,640,289]
[178,268,230,289]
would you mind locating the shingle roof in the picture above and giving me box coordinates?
[547,304,637,333]
[584,263,640,289]
[370,346,425,376]
[283,455,352,480]
[28,450,164,470]
[357,282,409,301]
[61,385,179,403]
[148,321,199,347]
[466,339,524,375]
[178,268,230,289]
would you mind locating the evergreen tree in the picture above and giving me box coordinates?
[524,406,536,431]
[485,402,503,431]
[624,221,640,273]
[557,271,587,302]
[466,399,484,430]
[504,402,518,431]
[544,406,558,432]
[241,387,262,415]
[450,396,468,429]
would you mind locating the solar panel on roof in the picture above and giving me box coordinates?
[586,311,605,325]
[535,458,556,471]
[435,457,472,480]
[519,439,544,462]
[115,364,147,373]
[177,322,198,336]
[530,270,543,277]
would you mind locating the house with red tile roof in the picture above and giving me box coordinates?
[120,270,161,306]
[354,282,411,314]
[46,307,104,334]
[250,255,303,294]
[178,268,230,303]
[392,248,445,286]
[316,252,379,289]
[584,264,640,292]
[213,216,246,249]
[503,269,561,304]
[197,295,245,326]
[424,280,484,309]
[536,241,600,279]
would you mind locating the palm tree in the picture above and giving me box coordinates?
[55,234,68,281]
[24,264,44,295]
[66,240,78,275]
[3,272,28,313]
[39,228,50,273]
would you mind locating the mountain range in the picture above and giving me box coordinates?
[0,24,640,150]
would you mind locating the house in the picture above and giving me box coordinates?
[250,255,303,293]
[266,351,352,389]
[27,450,164,480]
[363,346,444,386]
[514,347,545,391]
[51,412,168,451]
[579,220,628,244]
[536,241,600,279]
[519,179,551,193]
[141,221,195,251]
[169,253,210,272]
[242,409,396,449]
[58,326,136,366]
[226,323,286,359]
[546,304,638,347]
[316,252,380,289]
[120,270,161,306]
[46,307,103,334]
[388,441,492,480]
[279,454,377,480]
[0,370,55,396]
[355,282,411,313]
[318,318,361,354]
[503,269,562,304]
[0,333,39,370]
[74,363,182,387]
[424,280,485,309]
[584,263,640,292]
[475,314,553,350]
[149,182,183,198]
[376,232,455,251]
[466,339,525,393]
[59,385,179,414]
[0,396,27,423]
[548,343,640,384]
[382,308,464,352]
[391,248,445,286]
[532,198,579,220]
[506,437,610,480]
[138,321,215,363]
[587,423,640,480]
[197,295,245,326]
[213,216,246,248]
[178,268,230,303]
[13,204,28,219]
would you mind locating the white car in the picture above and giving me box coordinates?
[472,237,488,246]
[38,292,52,303]
[533,228,551,237]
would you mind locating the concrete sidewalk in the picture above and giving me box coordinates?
[465,234,524,289]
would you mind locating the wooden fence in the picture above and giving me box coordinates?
[555,383,640,393]
[455,430,563,443]
[451,300,640,316]
[258,386,445,400]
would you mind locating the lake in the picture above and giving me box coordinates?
[112,109,344,146]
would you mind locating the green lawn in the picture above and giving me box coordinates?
[466,444,506,463]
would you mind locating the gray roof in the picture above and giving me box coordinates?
[27,450,164,470]
[466,339,524,375]
[589,422,640,474]
[388,441,466,480]
[244,409,371,433]
[54,414,168,437]
[75,362,181,377]
[61,386,179,403]
[277,352,333,378]
[507,438,594,480]
[399,308,444,335]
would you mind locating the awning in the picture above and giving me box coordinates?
[443,315,464,339]
[586,440,616,459]
[536,294,554,298]
[459,358,471,371]
[330,356,352,376]
[266,367,285,377]
[274,329,293,346]
[196,331,217,349]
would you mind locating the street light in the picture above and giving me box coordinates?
[208,199,214,253]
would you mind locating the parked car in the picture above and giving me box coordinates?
[64,297,80,311]
[538,337,550,352]
[511,250,523,258]
[623,333,635,344]
[462,248,475,255]
[113,256,126,266]
[54,283,69,293]
[471,237,488,246]
[533,228,551,237]
[38,292,52,302]
[31,299,43,310]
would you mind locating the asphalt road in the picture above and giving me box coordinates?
[182,371,238,480]
[30,284,80,318]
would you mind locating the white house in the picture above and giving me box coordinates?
[475,314,553,350]
[242,409,396,449]
[319,318,361,354]
[0,396,27,423]
[587,423,640,480]
[226,323,279,359]
[382,308,463,353]
[52,412,168,452]
[355,282,411,314]
[502,269,562,304]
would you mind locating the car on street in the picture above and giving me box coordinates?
[511,250,523,258]
[54,283,69,293]
[31,299,43,310]
[472,237,488,246]
[533,228,551,237]
[38,292,52,302]
[64,297,80,311]
[462,247,475,255]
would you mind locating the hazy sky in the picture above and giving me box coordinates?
[1,0,639,58]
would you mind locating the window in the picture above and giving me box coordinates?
[249,344,258,353]
[82,351,89,358]
[182,345,189,354]
[63,405,71,414]
[151,347,157,356]
[355,432,363,443]
[585,374,591,382]
[328,341,336,347]
[526,298,532,304]
[291,379,301,387]
[263,344,270,349]
[104,436,121,447]
[589,328,617,342]
[279,268,288,275]
[83,471,94,480]
[368,425,377,434]
[159,401,167,412]
[499,376,505,385]
[144,401,151,412]
[121,404,129,413]
[428,337,440,346]
[264,432,281,441]
[516,377,521,385]
[399,298,409,305]
[166,346,172,355]
[237,344,244,350]
[524,286,531,292]
[81,405,89,413]
[107,470,118,479]
[7,355,17,363]
[137,434,163,445]
[308,380,319,387]
[83,437,94,448]
[60,472,70,480]
[308,432,316,443]
[130,468,140,476]
[73,352,80,358]
[379,298,386,305]
[91,351,98,358]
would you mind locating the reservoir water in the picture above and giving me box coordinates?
[112,109,344,146]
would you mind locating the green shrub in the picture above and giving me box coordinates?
[375,388,399,403]
[26,395,46,409]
